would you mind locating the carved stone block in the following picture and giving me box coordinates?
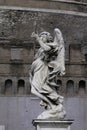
[33,119,74,130]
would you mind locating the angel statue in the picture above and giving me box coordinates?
[30,28,66,119]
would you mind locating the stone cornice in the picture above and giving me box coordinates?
[0,6,87,17]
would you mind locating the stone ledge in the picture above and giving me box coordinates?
[33,119,74,130]
[0,0,87,13]
[33,119,74,124]
[37,0,87,5]
[0,6,87,17]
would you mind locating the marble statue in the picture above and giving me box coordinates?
[30,28,66,119]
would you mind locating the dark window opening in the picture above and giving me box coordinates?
[5,79,12,95]
[66,80,74,96]
[17,80,25,95]
[79,80,86,96]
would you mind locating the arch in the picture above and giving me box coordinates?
[78,80,86,96]
[66,80,74,96]
[5,79,12,95]
[17,79,25,95]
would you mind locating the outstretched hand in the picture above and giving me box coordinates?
[31,32,38,39]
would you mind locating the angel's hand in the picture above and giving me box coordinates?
[49,70,60,76]
[31,32,38,38]
[60,70,65,76]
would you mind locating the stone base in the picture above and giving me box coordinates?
[0,126,5,130]
[33,119,74,130]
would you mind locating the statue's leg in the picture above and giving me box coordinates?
[45,90,64,106]
[31,85,53,109]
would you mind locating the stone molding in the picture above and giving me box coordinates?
[33,119,74,130]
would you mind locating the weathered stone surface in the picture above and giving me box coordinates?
[0,7,86,60]
[0,0,87,12]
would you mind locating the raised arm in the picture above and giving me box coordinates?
[31,32,51,51]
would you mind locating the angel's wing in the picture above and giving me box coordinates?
[53,28,65,76]
[54,28,64,47]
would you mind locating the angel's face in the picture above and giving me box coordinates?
[47,35,53,42]
[40,33,53,43]
[40,34,47,43]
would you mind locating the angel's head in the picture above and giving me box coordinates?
[39,32,53,43]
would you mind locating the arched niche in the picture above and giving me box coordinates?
[5,79,12,95]
[17,79,25,95]
[66,80,74,96]
[78,80,86,96]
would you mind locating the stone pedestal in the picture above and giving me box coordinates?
[33,119,74,130]
[0,126,5,130]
